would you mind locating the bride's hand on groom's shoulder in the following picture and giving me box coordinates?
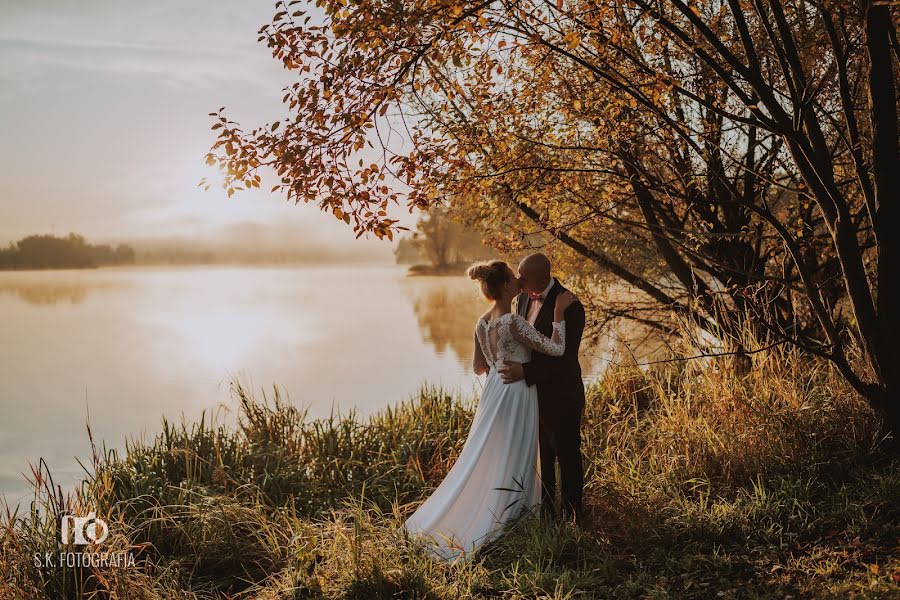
[555,291,578,313]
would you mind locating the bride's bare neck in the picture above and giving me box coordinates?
[490,297,513,318]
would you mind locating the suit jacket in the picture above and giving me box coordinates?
[514,279,586,415]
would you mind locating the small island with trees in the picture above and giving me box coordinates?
[0,233,136,270]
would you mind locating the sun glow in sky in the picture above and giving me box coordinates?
[0,0,405,259]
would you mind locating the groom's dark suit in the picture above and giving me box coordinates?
[515,279,586,523]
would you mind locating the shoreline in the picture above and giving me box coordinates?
[403,262,470,276]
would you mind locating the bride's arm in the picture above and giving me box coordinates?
[509,291,578,357]
[472,330,489,375]
[510,315,566,356]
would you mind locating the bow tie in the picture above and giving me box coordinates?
[527,292,544,302]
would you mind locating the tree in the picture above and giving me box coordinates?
[414,208,455,270]
[393,236,423,265]
[209,0,900,434]
[409,206,495,270]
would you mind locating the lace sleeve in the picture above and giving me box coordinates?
[509,314,566,356]
[472,325,489,374]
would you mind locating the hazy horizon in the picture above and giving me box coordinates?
[0,220,397,265]
[0,0,411,261]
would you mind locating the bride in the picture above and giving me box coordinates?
[403,259,577,563]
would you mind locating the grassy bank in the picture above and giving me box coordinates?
[2,345,900,599]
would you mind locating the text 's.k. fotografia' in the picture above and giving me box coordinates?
[32,513,135,570]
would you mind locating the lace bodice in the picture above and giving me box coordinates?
[474,313,566,371]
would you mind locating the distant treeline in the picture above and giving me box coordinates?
[0,233,136,270]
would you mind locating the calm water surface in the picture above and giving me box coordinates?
[0,265,608,505]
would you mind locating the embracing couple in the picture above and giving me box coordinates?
[404,253,586,564]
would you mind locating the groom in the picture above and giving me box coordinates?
[499,253,586,526]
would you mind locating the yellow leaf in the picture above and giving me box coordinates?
[573,99,583,110]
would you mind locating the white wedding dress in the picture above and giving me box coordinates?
[404,312,566,563]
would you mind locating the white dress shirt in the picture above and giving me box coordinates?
[526,277,556,325]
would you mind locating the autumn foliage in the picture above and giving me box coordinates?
[208,0,900,432]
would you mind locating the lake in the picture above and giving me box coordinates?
[0,264,610,506]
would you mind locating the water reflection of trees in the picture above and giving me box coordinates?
[406,279,486,368]
[0,279,124,306]
[404,276,620,380]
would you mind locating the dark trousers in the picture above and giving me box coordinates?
[538,403,584,523]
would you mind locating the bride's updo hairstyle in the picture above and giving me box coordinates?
[467,260,509,301]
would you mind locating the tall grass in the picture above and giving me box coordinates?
[2,345,899,598]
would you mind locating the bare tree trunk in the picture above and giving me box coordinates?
[865,0,900,436]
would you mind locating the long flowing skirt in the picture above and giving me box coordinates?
[403,368,542,563]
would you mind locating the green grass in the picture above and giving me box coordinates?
[2,345,900,599]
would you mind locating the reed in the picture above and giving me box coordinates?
[2,346,899,598]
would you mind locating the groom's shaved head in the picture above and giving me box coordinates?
[518,253,552,294]
[519,253,551,277]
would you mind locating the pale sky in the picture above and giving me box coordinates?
[0,0,405,258]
